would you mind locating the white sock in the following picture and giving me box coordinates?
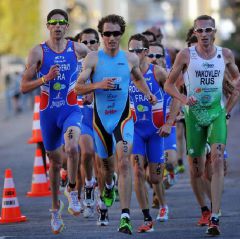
[85,178,94,187]
[105,180,114,189]
[121,213,130,219]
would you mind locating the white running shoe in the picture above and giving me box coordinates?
[50,200,65,234]
[83,206,94,218]
[156,206,169,222]
[64,187,81,216]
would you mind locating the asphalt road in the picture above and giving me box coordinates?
[0,104,240,239]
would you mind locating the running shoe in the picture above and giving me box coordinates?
[83,186,95,207]
[50,200,64,234]
[137,220,154,233]
[206,217,220,236]
[83,206,94,218]
[102,186,116,207]
[97,209,109,226]
[64,187,81,216]
[197,210,211,226]
[156,206,169,222]
[118,217,133,235]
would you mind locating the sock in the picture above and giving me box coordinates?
[85,178,94,187]
[211,213,219,220]
[105,180,114,189]
[142,209,152,221]
[201,206,210,213]
[68,182,76,189]
[178,158,183,165]
[121,208,130,218]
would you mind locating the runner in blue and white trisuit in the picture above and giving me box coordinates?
[21,9,89,234]
[75,28,102,219]
[148,42,178,188]
[74,14,157,235]
[128,33,176,233]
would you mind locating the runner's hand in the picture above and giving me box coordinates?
[45,64,60,82]
[97,78,115,90]
[158,123,172,137]
[147,93,157,105]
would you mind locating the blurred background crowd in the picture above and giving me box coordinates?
[1,0,240,118]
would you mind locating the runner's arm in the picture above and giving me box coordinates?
[21,46,59,93]
[223,48,240,113]
[74,52,115,95]
[164,50,189,104]
[130,54,157,104]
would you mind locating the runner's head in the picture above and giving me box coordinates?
[193,15,216,46]
[76,28,100,51]
[98,14,125,52]
[142,30,156,43]
[128,34,149,62]
[46,9,69,40]
[148,42,166,68]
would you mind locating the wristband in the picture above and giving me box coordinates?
[41,76,46,84]
[226,113,231,120]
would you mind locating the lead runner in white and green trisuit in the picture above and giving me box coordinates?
[164,15,240,236]
[183,45,227,157]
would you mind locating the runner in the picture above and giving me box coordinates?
[74,14,157,235]
[164,15,240,236]
[128,33,179,232]
[76,28,100,219]
[21,9,89,234]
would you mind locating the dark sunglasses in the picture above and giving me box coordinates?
[128,48,148,53]
[81,39,98,45]
[148,53,164,59]
[47,19,68,25]
[102,31,122,37]
[194,27,215,34]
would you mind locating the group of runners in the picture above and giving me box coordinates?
[20,8,240,236]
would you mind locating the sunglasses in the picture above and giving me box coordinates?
[148,53,164,59]
[81,39,98,45]
[47,19,68,25]
[194,27,215,34]
[128,48,148,53]
[102,31,122,37]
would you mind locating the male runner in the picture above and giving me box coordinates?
[21,9,89,234]
[128,33,179,232]
[74,14,157,234]
[164,15,240,236]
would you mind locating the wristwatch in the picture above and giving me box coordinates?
[226,113,231,120]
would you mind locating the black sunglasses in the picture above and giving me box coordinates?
[128,48,148,53]
[81,39,98,45]
[102,31,122,37]
[47,19,68,25]
[194,27,215,34]
[148,53,164,59]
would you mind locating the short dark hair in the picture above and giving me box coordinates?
[149,42,165,56]
[76,28,99,42]
[142,30,156,42]
[128,34,149,49]
[187,35,198,47]
[98,14,126,35]
[47,9,68,22]
[194,15,215,28]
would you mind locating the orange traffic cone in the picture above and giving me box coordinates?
[28,96,43,144]
[27,146,51,197]
[0,169,27,224]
